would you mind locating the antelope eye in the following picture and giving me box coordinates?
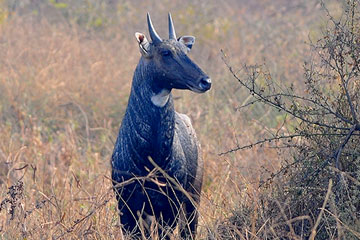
[161,50,171,57]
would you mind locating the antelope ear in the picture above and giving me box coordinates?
[178,35,195,51]
[135,32,151,57]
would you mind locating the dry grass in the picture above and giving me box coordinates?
[0,0,339,239]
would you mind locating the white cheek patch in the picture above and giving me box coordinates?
[151,89,170,107]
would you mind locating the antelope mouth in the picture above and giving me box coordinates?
[188,77,212,93]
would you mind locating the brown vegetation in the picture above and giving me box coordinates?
[1,0,358,239]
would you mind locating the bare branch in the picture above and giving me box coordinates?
[221,53,352,131]
[219,132,358,156]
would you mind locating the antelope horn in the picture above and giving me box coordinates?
[168,13,176,40]
[147,13,162,44]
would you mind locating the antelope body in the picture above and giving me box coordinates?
[111,13,211,239]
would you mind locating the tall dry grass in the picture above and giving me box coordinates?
[0,0,334,239]
[0,16,133,239]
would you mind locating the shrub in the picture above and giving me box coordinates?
[219,1,360,239]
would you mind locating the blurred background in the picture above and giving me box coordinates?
[0,0,347,239]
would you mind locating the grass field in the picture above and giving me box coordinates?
[0,0,352,239]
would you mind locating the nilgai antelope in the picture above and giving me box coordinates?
[111,13,211,239]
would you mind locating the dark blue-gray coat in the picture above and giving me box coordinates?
[111,13,211,239]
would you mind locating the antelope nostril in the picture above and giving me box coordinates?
[203,78,211,84]
[199,77,212,90]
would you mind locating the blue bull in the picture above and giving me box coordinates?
[111,13,211,239]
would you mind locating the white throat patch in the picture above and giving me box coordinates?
[151,89,170,107]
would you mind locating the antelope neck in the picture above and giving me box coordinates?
[126,63,175,168]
